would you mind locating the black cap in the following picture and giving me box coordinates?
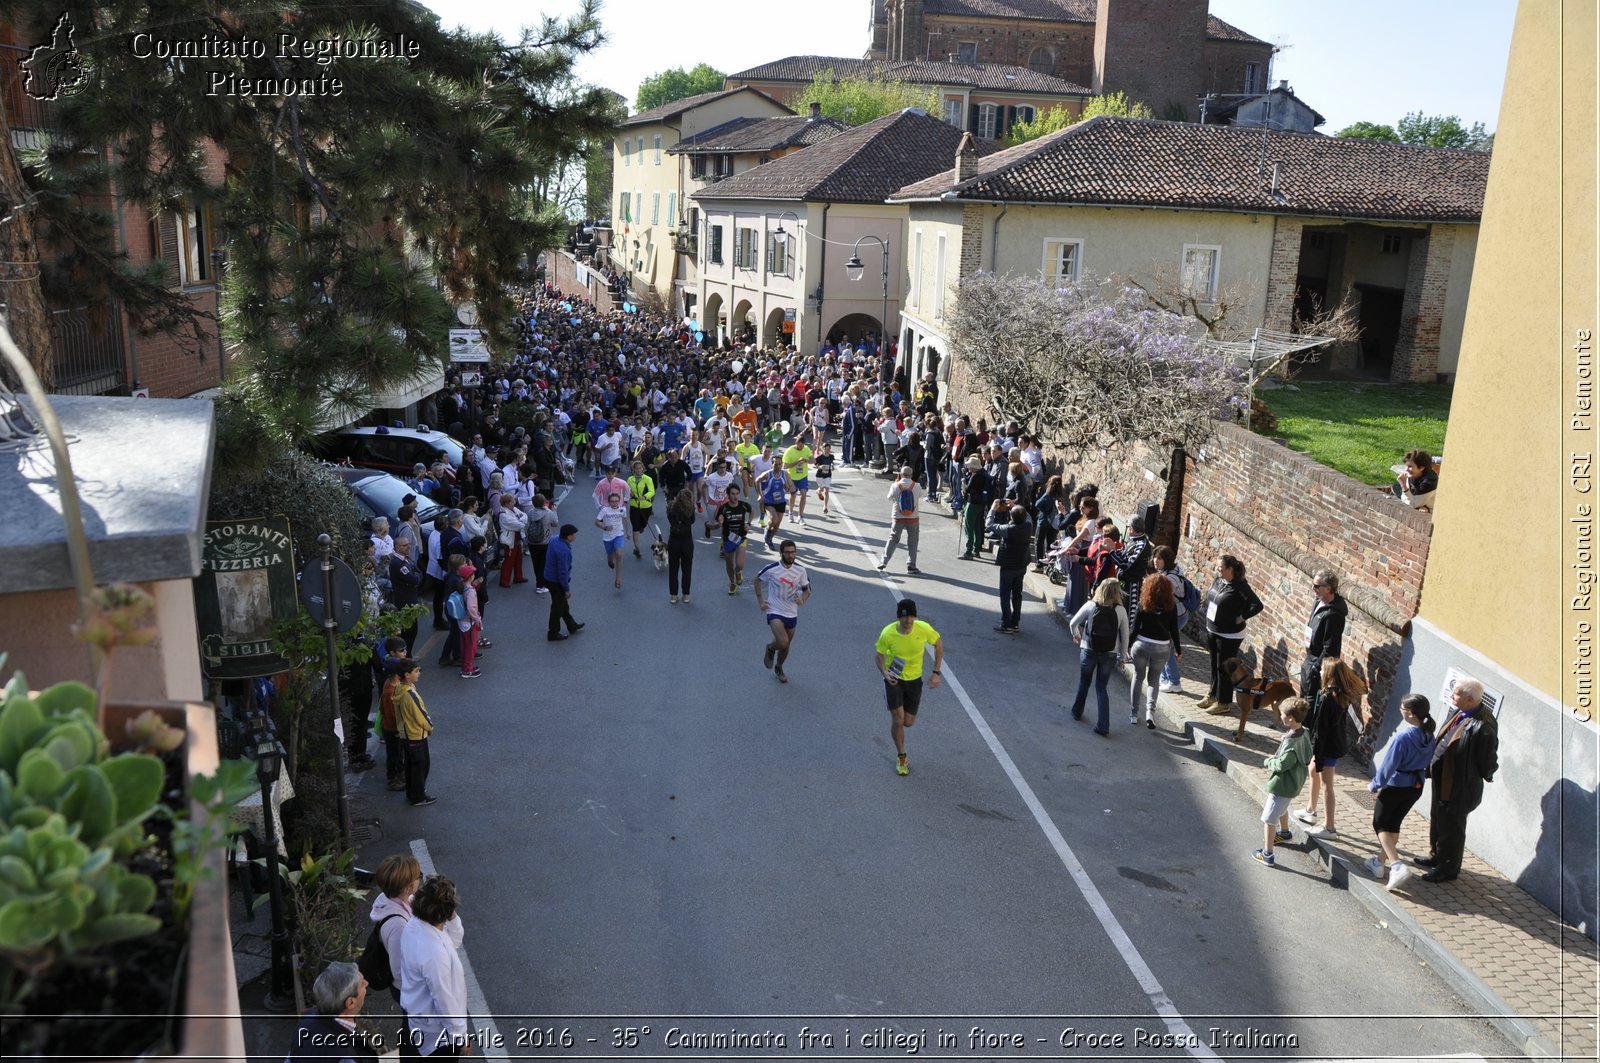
[896,598,917,618]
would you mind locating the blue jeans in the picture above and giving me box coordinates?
[1070,647,1118,732]
[1161,609,1187,685]
[947,461,963,508]
[998,567,1025,629]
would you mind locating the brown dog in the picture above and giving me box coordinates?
[1218,658,1296,740]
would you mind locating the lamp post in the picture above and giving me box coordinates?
[843,235,890,367]
[252,714,294,1011]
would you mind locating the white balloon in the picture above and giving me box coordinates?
[779,420,792,436]
[731,360,744,375]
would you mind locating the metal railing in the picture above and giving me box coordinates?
[0,43,60,132]
[49,302,126,395]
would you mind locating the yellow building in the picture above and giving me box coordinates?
[1403,0,1597,932]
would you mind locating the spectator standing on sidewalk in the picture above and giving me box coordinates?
[1252,698,1312,867]
[1127,573,1182,729]
[1150,546,1195,694]
[286,962,378,1063]
[878,467,923,574]
[1364,693,1436,891]
[1296,657,1367,837]
[1301,571,1348,700]
[989,502,1032,634]
[399,876,471,1057]
[1199,554,1264,716]
[525,495,558,595]
[1420,678,1498,883]
[394,660,437,807]
[959,456,993,560]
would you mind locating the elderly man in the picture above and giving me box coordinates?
[1420,677,1499,883]
[286,961,378,1062]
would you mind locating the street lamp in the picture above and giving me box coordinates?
[843,235,890,364]
[251,713,294,1011]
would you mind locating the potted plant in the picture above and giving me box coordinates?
[0,588,254,1058]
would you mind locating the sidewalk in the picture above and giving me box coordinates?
[1022,569,1597,1061]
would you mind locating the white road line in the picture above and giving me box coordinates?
[410,838,509,1061]
[833,492,1221,1061]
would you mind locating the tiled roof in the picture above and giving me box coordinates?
[888,117,1490,223]
[918,0,1266,41]
[667,114,849,155]
[729,55,1090,96]
[691,108,994,204]
[622,86,790,128]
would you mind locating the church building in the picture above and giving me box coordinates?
[868,0,1273,121]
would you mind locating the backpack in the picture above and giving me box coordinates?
[444,590,467,622]
[358,913,404,991]
[1087,603,1120,653]
[1178,572,1202,614]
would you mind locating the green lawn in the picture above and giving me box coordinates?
[1259,381,1453,485]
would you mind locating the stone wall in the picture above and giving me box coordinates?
[942,399,1433,747]
[549,249,620,313]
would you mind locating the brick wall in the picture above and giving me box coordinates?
[1202,38,1273,97]
[957,205,986,282]
[132,305,223,397]
[942,390,1432,749]
[549,249,619,312]
[1094,0,1209,118]
[1391,225,1452,382]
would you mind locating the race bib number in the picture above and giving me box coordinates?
[1206,601,1219,622]
[1304,623,1315,648]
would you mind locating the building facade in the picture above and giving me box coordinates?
[869,0,1272,121]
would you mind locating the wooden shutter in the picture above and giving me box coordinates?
[968,103,979,132]
[1005,105,1017,134]
[152,211,180,287]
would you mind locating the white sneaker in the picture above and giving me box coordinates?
[1304,823,1336,837]
[534,587,550,595]
[1128,712,1138,725]
[1363,855,1385,879]
[1293,808,1319,824]
[1386,862,1413,891]
[1158,681,1182,693]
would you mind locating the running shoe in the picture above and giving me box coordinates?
[1386,862,1414,891]
[763,644,775,669]
[1274,828,1293,843]
[736,571,744,586]
[775,666,788,684]
[460,669,482,679]
[895,756,909,776]
[728,584,737,595]
[1294,809,1319,824]
[1363,855,1385,879]
[1251,848,1275,866]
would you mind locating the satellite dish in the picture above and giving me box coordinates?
[731,360,744,374]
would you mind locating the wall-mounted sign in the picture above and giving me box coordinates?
[448,328,490,363]
[194,516,298,679]
[1442,666,1505,719]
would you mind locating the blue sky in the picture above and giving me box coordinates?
[425,0,1516,134]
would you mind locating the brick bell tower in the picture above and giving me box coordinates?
[1093,0,1210,120]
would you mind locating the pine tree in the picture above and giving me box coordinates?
[4,0,617,468]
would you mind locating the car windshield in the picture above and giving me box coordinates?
[356,473,443,523]
[428,435,465,467]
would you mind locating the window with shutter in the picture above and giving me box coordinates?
[152,211,180,288]
[667,193,676,226]
[651,192,660,225]
[710,225,724,264]
[1180,244,1221,300]
[977,104,998,139]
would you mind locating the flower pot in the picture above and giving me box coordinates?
[101,700,246,1062]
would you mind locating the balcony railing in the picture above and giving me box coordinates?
[49,302,126,395]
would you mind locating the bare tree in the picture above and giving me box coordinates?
[947,273,1244,456]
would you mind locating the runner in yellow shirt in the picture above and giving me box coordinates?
[781,440,814,525]
[873,598,944,776]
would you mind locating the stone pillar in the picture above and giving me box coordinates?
[1391,226,1455,383]
[1261,216,1305,332]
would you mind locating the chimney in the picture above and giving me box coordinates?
[809,101,822,121]
[954,132,979,184]
[1277,79,1290,93]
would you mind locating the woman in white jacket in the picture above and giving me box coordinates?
[368,854,464,1013]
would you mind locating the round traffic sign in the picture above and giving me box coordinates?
[299,557,363,633]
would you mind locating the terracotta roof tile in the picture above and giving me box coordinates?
[691,108,994,204]
[623,86,789,128]
[729,55,1090,96]
[888,117,1489,223]
[667,114,850,154]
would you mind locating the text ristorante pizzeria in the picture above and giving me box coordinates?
[128,31,421,97]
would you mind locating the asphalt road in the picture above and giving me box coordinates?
[356,463,1510,1062]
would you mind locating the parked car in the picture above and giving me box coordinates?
[331,465,445,529]
[315,425,465,478]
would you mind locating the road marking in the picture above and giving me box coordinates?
[411,838,508,1061]
[833,494,1221,1060]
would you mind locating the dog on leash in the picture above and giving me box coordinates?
[649,523,668,572]
[1218,658,1296,741]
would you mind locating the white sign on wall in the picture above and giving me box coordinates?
[448,328,490,363]
[1441,666,1504,719]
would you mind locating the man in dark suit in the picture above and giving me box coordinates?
[1421,677,1499,883]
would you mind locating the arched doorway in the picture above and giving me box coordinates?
[826,312,883,347]
[762,307,790,349]
[701,292,723,346]
[731,299,756,347]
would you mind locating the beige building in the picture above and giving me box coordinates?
[887,116,1489,386]
[692,109,985,354]
[726,55,1089,139]
[613,86,792,315]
